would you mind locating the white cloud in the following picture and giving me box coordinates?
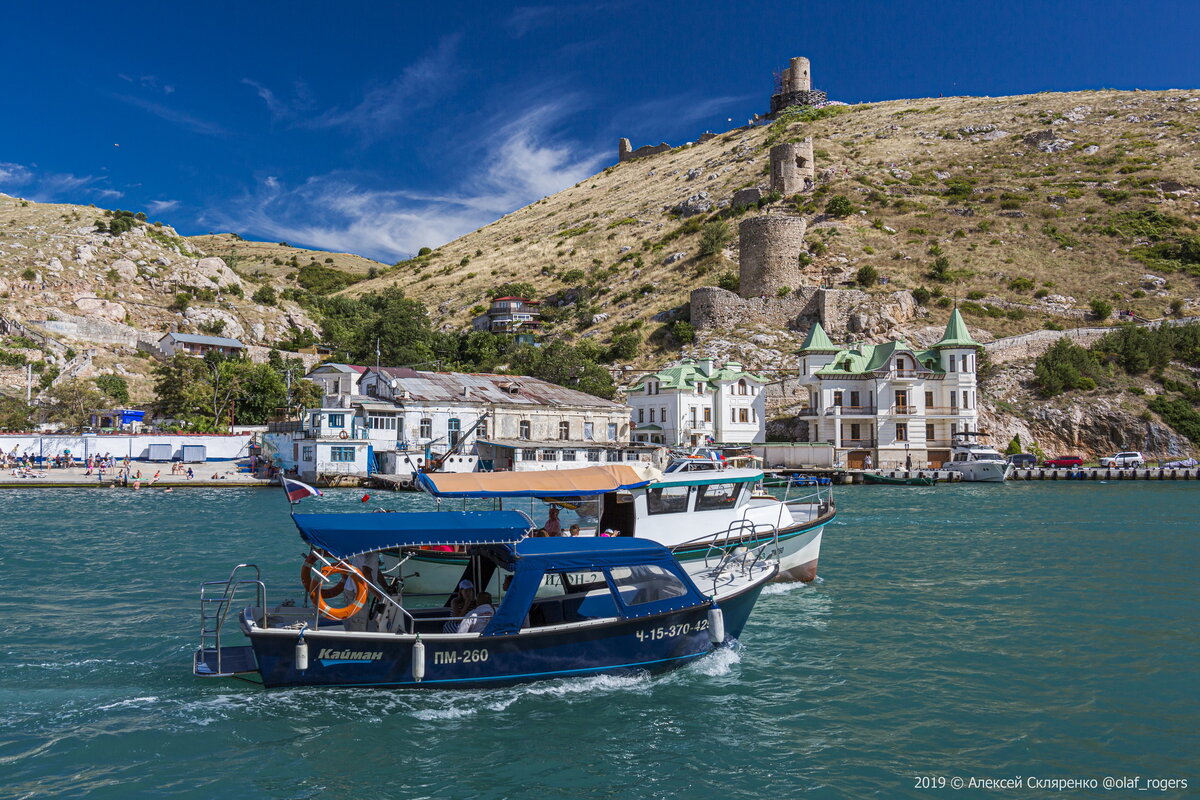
[0,162,33,186]
[303,35,461,137]
[147,199,180,214]
[112,93,228,136]
[0,161,124,204]
[94,188,124,200]
[207,100,605,261]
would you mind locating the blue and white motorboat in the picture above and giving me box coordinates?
[194,509,776,689]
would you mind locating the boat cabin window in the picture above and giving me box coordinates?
[606,565,687,606]
[646,484,691,514]
[954,452,968,462]
[694,482,740,511]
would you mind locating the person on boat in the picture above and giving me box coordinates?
[568,524,581,536]
[905,454,913,471]
[444,580,477,632]
[543,506,562,536]
[457,591,495,634]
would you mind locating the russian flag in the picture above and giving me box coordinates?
[282,477,323,504]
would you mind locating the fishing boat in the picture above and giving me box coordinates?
[193,508,776,689]
[940,431,1012,483]
[862,472,937,486]
[403,464,833,592]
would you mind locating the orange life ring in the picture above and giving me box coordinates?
[300,552,347,599]
[339,430,349,440]
[309,564,368,620]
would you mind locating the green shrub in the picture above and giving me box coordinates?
[670,320,695,344]
[967,290,986,300]
[94,374,129,404]
[855,265,879,287]
[251,286,277,306]
[824,195,855,218]
[20,268,36,281]
[1089,298,1113,320]
[911,287,932,305]
[1009,277,1035,292]
[170,292,191,312]
[928,256,951,282]
[1033,338,1104,397]
[698,220,731,257]
[417,247,432,256]
[1149,395,1200,443]
[716,272,739,293]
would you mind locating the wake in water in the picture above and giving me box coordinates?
[761,575,823,596]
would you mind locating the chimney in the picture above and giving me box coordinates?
[699,359,714,375]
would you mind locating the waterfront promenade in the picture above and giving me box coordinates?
[0,464,271,488]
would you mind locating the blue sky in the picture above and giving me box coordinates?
[1,1,1196,262]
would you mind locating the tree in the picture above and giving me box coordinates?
[43,379,106,428]
[152,354,210,422]
[1090,298,1113,321]
[698,220,731,257]
[855,265,879,287]
[202,351,243,430]
[1004,434,1023,456]
[252,286,277,306]
[94,374,130,404]
[606,332,641,361]
[491,282,539,300]
[507,340,616,400]
[1033,338,1104,397]
[0,396,32,430]
[233,363,287,424]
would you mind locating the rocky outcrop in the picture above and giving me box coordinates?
[72,296,127,323]
[166,257,242,292]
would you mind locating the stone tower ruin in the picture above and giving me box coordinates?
[738,215,808,298]
[770,138,815,195]
[770,56,827,116]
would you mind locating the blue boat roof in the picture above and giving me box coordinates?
[292,510,533,558]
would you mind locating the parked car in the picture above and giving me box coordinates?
[1043,456,1084,468]
[1099,451,1145,469]
[1007,453,1038,468]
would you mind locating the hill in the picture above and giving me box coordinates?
[349,88,1199,355]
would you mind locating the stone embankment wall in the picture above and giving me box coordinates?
[983,315,1200,364]
[36,312,160,349]
[691,285,918,337]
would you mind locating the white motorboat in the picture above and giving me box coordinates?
[941,432,1012,483]
[401,465,834,594]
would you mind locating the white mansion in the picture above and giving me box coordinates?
[792,309,982,469]
[627,359,767,446]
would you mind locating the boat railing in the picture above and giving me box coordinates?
[305,550,417,635]
[196,563,265,677]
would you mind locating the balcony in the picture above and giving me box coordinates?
[890,405,918,416]
[886,369,922,381]
[824,405,877,416]
[925,406,970,415]
[839,438,877,448]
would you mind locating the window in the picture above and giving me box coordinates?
[897,357,908,371]
[330,446,356,462]
[562,449,576,461]
[607,564,687,606]
[521,448,537,460]
[540,449,557,461]
[327,413,345,428]
[448,418,461,447]
[850,391,860,407]
[646,485,691,515]
[949,356,956,373]
[961,355,969,372]
[606,450,620,462]
[731,408,737,423]
[607,422,618,441]
[477,419,487,440]
[926,423,935,440]
[695,482,740,511]
[833,390,843,407]
[925,391,934,408]
[649,408,656,423]
[586,449,600,462]
[703,407,711,423]
[738,408,750,423]
[638,408,644,424]
[895,390,908,410]
[559,421,570,440]
[896,423,908,442]
[301,445,314,461]
[737,379,748,396]
[951,422,958,435]
[962,391,969,409]
[689,407,697,427]
[660,408,667,425]
[419,418,432,439]
[519,420,531,440]
[625,451,641,461]
[850,423,861,440]
[584,422,594,440]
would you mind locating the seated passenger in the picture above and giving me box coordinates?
[543,506,562,536]
[457,592,494,634]
[568,524,581,536]
[443,580,476,633]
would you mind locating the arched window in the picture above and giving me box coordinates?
[558,421,570,440]
[737,379,748,396]
[519,420,531,440]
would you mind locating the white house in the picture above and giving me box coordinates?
[306,363,368,397]
[262,407,372,481]
[791,309,982,468]
[626,360,768,446]
[157,332,245,358]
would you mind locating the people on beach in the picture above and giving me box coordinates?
[186,468,194,479]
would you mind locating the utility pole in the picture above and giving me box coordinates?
[25,363,32,404]
[376,337,381,370]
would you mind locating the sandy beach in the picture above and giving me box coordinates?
[0,465,273,488]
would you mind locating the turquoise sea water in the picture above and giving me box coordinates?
[0,484,1196,799]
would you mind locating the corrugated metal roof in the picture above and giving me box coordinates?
[162,333,245,348]
[373,368,622,409]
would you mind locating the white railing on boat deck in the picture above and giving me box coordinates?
[673,520,781,597]
[764,484,835,533]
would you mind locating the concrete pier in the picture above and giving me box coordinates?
[1009,467,1198,481]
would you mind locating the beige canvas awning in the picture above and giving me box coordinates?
[417,464,661,497]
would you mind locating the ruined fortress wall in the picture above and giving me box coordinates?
[769,139,815,195]
[769,56,826,115]
[784,56,811,93]
[690,286,820,331]
[738,216,808,298]
[618,137,672,163]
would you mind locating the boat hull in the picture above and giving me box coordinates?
[943,462,1011,482]
[246,580,767,689]
[401,516,830,593]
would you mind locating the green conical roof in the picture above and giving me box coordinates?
[798,322,838,353]
[934,308,982,349]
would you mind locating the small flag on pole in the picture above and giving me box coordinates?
[282,477,323,504]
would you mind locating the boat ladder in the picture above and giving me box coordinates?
[194,563,266,678]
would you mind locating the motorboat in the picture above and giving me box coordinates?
[940,431,1012,483]
[193,508,776,689]
[404,464,833,592]
[862,472,937,486]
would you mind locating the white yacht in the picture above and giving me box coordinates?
[941,432,1012,483]
[400,464,834,593]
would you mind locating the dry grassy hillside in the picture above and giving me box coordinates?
[189,233,386,284]
[349,89,1200,355]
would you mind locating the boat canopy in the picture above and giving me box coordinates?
[293,510,533,558]
[417,464,659,498]
[480,536,708,636]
